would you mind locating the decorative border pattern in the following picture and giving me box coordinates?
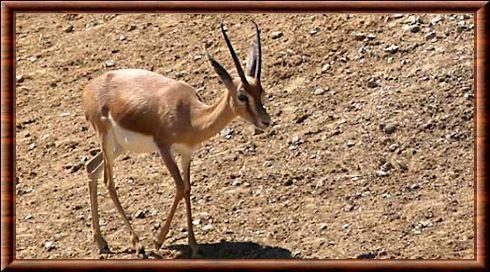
[1,1,488,271]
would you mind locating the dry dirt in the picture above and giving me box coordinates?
[15,13,474,259]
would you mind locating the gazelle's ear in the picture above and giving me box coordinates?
[246,43,258,77]
[204,46,236,93]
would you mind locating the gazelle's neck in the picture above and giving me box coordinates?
[193,90,236,143]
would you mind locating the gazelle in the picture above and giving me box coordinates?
[82,22,270,258]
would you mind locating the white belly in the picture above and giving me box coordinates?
[109,116,158,154]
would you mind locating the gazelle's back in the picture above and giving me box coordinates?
[82,69,202,137]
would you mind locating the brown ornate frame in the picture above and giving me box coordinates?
[1,1,488,271]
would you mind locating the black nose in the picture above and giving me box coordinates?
[261,120,270,127]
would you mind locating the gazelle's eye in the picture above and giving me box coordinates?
[238,92,248,102]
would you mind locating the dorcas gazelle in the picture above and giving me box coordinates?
[82,21,270,257]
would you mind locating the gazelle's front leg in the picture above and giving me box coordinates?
[153,145,185,250]
[181,152,200,257]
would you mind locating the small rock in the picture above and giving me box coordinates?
[319,223,328,230]
[59,112,70,117]
[352,32,366,41]
[104,60,116,67]
[28,56,37,62]
[135,210,146,219]
[366,33,376,40]
[43,241,56,251]
[321,63,330,73]
[367,78,379,88]
[127,25,137,31]
[290,135,303,146]
[346,140,356,147]
[16,75,25,83]
[457,21,467,32]
[203,224,214,232]
[403,24,420,33]
[221,127,233,139]
[380,162,393,172]
[270,31,283,39]
[309,27,320,35]
[342,223,350,229]
[313,88,326,95]
[357,252,376,259]
[431,16,444,25]
[28,143,37,150]
[425,32,437,40]
[383,124,397,134]
[388,143,399,152]
[464,93,474,100]
[392,14,404,19]
[231,179,242,186]
[25,214,33,220]
[384,45,399,54]
[283,179,293,186]
[376,170,389,177]
[118,34,127,41]
[344,204,354,212]
[64,25,74,33]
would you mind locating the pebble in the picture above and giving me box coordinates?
[376,170,389,177]
[319,223,328,230]
[403,24,420,33]
[270,31,283,39]
[64,25,74,33]
[104,60,116,67]
[309,27,320,35]
[43,241,56,251]
[135,210,146,219]
[28,56,38,62]
[367,78,379,88]
[221,127,233,139]
[313,88,326,95]
[388,143,399,152]
[457,21,467,32]
[16,75,25,83]
[431,16,444,25]
[28,143,37,150]
[118,34,127,41]
[425,32,437,40]
[203,224,214,231]
[383,123,397,134]
[321,63,330,73]
[352,32,366,41]
[346,140,356,147]
[342,223,350,229]
[127,25,137,31]
[384,45,399,54]
[290,135,303,146]
[357,252,376,259]
[283,179,293,186]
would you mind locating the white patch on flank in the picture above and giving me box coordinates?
[107,114,159,154]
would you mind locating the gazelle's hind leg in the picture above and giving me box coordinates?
[86,141,123,253]
[101,131,146,257]
[88,155,110,253]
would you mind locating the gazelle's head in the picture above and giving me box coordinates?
[206,22,271,130]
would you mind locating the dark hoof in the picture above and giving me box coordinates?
[98,245,111,254]
[153,239,162,250]
[138,245,147,258]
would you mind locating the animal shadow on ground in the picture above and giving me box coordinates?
[164,241,294,259]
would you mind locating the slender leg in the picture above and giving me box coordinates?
[88,172,109,253]
[100,135,145,256]
[181,152,200,257]
[153,145,185,250]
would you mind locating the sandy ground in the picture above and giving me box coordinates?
[15,13,474,259]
